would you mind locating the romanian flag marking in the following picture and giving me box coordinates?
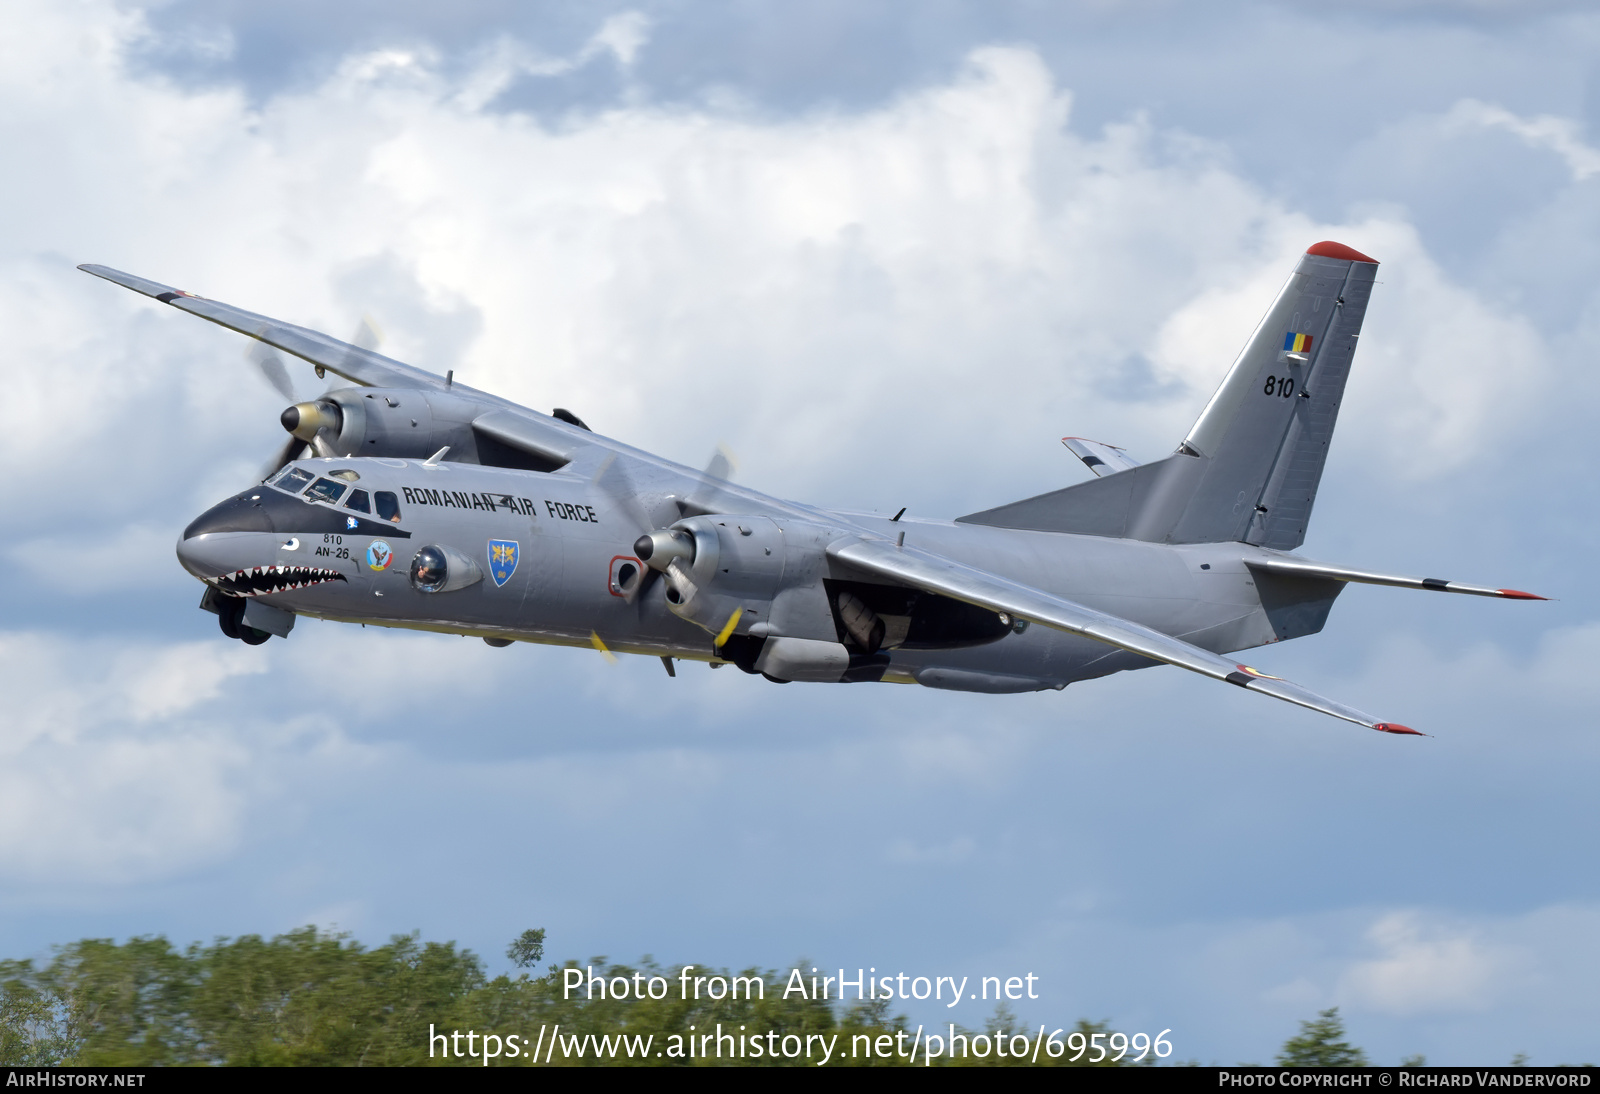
[1282,332,1313,353]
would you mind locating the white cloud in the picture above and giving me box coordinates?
[0,2,1595,1066]
[0,630,335,882]
[9,523,184,595]
[1444,98,1600,182]
[116,639,268,721]
[452,11,650,113]
[1338,910,1517,1014]
[588,11,650,68]
[0,3,1561,541]
[983,900,1600,1063]
[0,632,253,879]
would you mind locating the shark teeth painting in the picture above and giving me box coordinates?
[212,565,348,598]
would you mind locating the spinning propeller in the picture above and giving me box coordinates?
[252,317,383,480]
[591,445,738,605]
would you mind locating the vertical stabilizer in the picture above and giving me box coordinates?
[958,242,1378,548]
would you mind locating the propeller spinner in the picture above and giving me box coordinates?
[592,447,736,605]
[251,317,383,480]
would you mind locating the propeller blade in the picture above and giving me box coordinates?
[592,452,658,535]
[256,435,309,483]
[589,453,685,604]
[351,315,383,353]
[248,342,297,402]
[313,315,384,385]
[678,444,739,517]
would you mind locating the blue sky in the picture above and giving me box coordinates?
[3,0,1598,1065]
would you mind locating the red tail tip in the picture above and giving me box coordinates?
[1306,241,1378,263]
[1497,589,1548,600]
[1373,722,1425,736]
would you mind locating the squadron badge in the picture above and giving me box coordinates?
[366,540,393,572]
[489,539,519,587]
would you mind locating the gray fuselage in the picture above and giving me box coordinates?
[177,455,1337,694]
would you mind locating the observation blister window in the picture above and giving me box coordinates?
[410,546,447,592]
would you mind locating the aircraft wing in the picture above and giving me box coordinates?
[77,263,867,524]
[827,536,1421,735]
[1245,555,1547,600]
[78,264,466,396]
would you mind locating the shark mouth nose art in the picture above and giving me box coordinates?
[213,565,348,597]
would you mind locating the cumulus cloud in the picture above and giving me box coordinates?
[2,1,1597,1066]
[0,1,1560,539]
[0,632,265,880]
[1338,910,1516,1014]
[1444,99,1600,182]
[8,523,186,596]
[452,11,650,112]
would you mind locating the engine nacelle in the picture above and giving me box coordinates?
[654,514,1013,668]
[279,388,570,471]
[659,514,784,635]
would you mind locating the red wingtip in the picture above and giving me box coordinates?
[1373,722,1425,737]
[1497,589,1548,600]
[1306,240,1378,264]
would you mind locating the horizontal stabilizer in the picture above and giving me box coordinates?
[1062,437,1141,478]
[1246,556,1548,600]
[827,535,1421,735]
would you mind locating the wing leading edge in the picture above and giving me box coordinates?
[78,264,480,398]
[827,536,1422,735]
[76,263,869,529]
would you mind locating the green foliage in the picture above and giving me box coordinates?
[1276,1008,1368,1068]
[0,929,488,1066]
[183,929,486,1065]
[0,959,75,1066]
[506,929,545,970]
[0,929,1167,1067]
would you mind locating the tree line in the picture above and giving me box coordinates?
[0,927,1535,1066]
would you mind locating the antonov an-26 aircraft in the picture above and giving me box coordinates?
[81,241,1545,735]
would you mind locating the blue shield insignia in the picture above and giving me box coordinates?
[488,539,519,587]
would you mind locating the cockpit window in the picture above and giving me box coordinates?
[374,491,402,523]
[306,477,348,504]
[344,488,371,514]
[329,469,361,482]
[268,466,314,493]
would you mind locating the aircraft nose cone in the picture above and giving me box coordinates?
[175,530,263,581]
[175,531,210,579]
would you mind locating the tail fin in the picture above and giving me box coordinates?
[959,241,1378,549]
